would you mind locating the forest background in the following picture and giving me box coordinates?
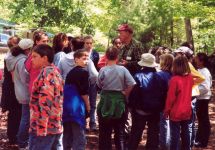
[0,0,214,53]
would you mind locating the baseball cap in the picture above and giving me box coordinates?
[117,24,133,34]
[18,39,34,50]
[174,46,193,55]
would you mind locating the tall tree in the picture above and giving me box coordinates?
[184,18,194,50]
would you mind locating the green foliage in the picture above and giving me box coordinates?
[8,0,96,34]
[94,43,106,52]
[1,0,214,53]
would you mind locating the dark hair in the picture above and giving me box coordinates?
[11,46,25,57]
[72,37,85,51]
[105,47,119,60]
[181,41,192,48]
[32,44,54,63]
[7,36,21,49]
[149,46,160,55]
[196,52,209,68]
[181,41,194,51]
[63,36,74,54]
[172,56,191,76]
[33,30,48,46]
[73,49,88,59]
[112,37,120,45]
[52,33,68,54]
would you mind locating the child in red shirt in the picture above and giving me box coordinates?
[164,56,194,150]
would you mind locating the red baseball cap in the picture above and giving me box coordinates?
[117,24,133,34]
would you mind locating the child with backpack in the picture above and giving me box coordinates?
[63,49,90,150]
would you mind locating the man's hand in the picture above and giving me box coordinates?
[119,59,128,66]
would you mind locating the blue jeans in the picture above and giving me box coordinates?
[89,82,97,128]
[188,97,197,147]
[29,133,63,150]
[170,120,191,150]
[17,104,30,148]
[159,112,170,150]
[63,122,86,150]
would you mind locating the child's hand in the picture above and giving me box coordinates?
[85,106,90,118]
[163,112,169,119]
[86,105,90,113]
[122,91,126,95]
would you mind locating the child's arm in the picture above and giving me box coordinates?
[17,58,29,84]
[124,85,134,100]
[123,67,136,100]
[189,63,205,86]
[88,59,98,84]
[24,54,32,73]
[198,69,212,96]
[96,71,103,89]
[78,69,90,113]
[164,78,177,118]
[81,95,90,113]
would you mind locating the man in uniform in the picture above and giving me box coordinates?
[117,23,146,75]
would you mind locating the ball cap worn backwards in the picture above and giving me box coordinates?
[174,46,193,55]
[18,39,34,50]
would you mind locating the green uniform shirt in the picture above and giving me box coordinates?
[118,39,145,75]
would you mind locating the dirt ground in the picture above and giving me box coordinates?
[0,51,214,150]
[1,89,215,150]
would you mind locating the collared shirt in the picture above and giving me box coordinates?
[30,65,64,136]
[118,39,145,75]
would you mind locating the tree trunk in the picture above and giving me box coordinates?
[170,19,174,47]
[184,18,194,51]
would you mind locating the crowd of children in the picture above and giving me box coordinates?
[0,27,214,150]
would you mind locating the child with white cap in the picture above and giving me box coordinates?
[5,38,33,149]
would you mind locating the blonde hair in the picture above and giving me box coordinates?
[159,54,174,72]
